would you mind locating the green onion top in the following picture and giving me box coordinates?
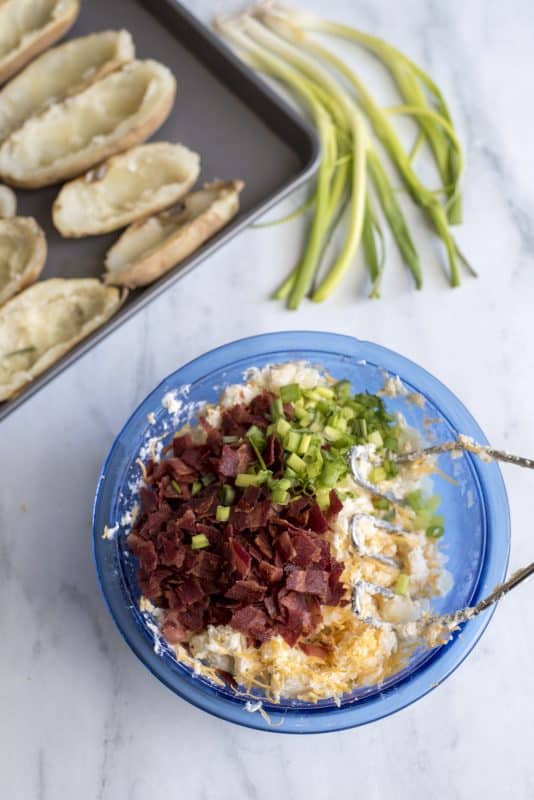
[191,533,210,550]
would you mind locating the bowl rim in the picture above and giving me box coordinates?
[92,331,510,733]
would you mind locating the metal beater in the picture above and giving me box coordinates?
[348,437,534,640]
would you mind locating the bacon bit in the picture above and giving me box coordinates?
[328,489,343,517]
[161,610,188,644]
[286,569,330,600]
[299,642,331,659]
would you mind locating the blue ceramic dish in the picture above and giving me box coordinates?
[92,332,509,733]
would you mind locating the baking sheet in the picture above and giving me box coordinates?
[2,0,319,420]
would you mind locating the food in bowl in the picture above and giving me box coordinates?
[125,362,450,704]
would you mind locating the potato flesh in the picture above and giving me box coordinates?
[0,220,34,286]
[107,188,219,271]
[10,74,146,168]
[0,0,58,59]
[0,61,173,176]
[0,282,116,383]
[57,144,200,233]
[0,31,134,141]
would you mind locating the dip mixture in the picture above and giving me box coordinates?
[127,363,449,703]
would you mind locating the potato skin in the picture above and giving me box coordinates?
[0,61,176,189]
[52,142,200,237]
[0,217,47,306]
[0,0,80,85]
[0,279,125,401]
[105,180,244,288]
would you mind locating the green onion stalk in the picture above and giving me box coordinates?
[257,6,465,287]
[218,18,342,304]
[232,14,369,306]
[218,16,364,306]
[261,4,464,224]
[216,5,472,304]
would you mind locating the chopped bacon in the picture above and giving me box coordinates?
[172,432,195,456]
[286,569,330,600]
[174,507,196,532]
[291,530,322,568]
[139,486,158,512]
[128,534,158,572]
[176,578,205,607]
[225,579,266,603]
[218,444,241,477]
[229,539,251,577]
[235,485,262,512]
[276,530,297,562]
[299,642,330,659]
[254,530,273,559]
[231,605,271,642]
[157,536,186,569]
[264,434,284,471]
[327,489,343,519]
[308,503,329,534]
[258,560,283,583]
[161,610,188,644]
[127,389,346,649]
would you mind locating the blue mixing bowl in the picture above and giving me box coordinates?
[92,332,509,733]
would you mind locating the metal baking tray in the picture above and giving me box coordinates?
[2,0,319,421]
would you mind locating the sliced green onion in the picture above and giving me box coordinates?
[191,533,210,550]
[280,383,302,403]
[216,505,231,523]
[276,417,291,436]
[286,452,307,474]
[323,425,342,442]
[334,380,351,400]
[369,466,387,483]
[235,471,270,488]
[276,478,293,491]
[171,480,181,495]
[246,425,267,469]
[367,430,384,448]
[221,485,236,506]
[426,524,444,539]
[271,397,284,421]
[373,497,391,511]
[319,462,341,487]
[285,430,302,452]
[406,489,424,511]
[315,385,335,399]
[316,487,331,509]
[298,433,312,455]
[394,573,410,595]
[272,488,289,504]
[191,481,202,496]
[246,425,265,446]
[223,435,239,443]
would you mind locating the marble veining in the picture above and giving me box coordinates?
[2,0,534,797]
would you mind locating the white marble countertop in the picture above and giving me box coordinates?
[2,0,534,797]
